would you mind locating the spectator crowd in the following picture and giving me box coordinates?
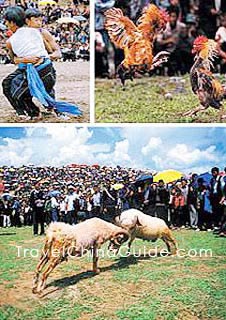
[95,0,226,77]
[0,164,226,238]
[0,0,89,63]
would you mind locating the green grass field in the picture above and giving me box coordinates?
[95,76,226,123]
[0,227,226,320]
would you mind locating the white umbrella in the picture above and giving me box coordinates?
[57,17,80,24]
[73,15,87,22]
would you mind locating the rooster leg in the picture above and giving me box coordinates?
[117,64,134,86]
[183,105,208,117]
[151,51,170,70]
[184,90,210,116]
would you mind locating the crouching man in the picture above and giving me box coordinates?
[2,6,82,119]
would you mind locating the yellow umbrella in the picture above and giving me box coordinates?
[112,183,124,190]
[39,0,56,6]
[56,17,80,24]
[153,170,183,184]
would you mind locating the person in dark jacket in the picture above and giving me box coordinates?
[197,178,213,231]
[102,184,118,221]
[155,180,170,224]
[30,183,46,235]
[143,183,157,216]
[12,196,22,227]
[210,167,224,231]
[199,0,226,39]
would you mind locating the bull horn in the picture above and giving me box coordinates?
[135,216,142,227]
[113,229,129,242]
[114,215,120,226]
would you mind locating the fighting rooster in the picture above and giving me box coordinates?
[104,4,169,85]
[184,36,226,120]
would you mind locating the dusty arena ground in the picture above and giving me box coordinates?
[0,61,90,123]
[0,227,225,320]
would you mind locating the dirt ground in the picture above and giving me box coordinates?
[0,61,90,123]
[0,228,225,319]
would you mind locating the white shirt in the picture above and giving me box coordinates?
[92,192,101,206]
[215,27,226,43]
[51,197,58,209]
[215,0,221,11]
[9,27,48,58]
[87,201,92,212]
[65,193,79,211]
[60,200,66,212]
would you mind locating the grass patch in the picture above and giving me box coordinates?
[0,227,225,319]
[95,76,226,123]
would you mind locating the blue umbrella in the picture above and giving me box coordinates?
[195,172,212,187]
[135,174,153,184]
[48,190,61,197]
[1,193,13,200]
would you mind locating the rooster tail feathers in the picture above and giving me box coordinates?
[138,4,168,35]
[104,8,137,49]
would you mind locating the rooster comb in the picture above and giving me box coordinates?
[192,35,218,62]
[193,35,209,47]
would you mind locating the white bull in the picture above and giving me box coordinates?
[115,208,177,254]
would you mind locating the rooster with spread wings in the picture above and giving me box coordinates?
[183,36,226,120]
[104,4,169,85]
